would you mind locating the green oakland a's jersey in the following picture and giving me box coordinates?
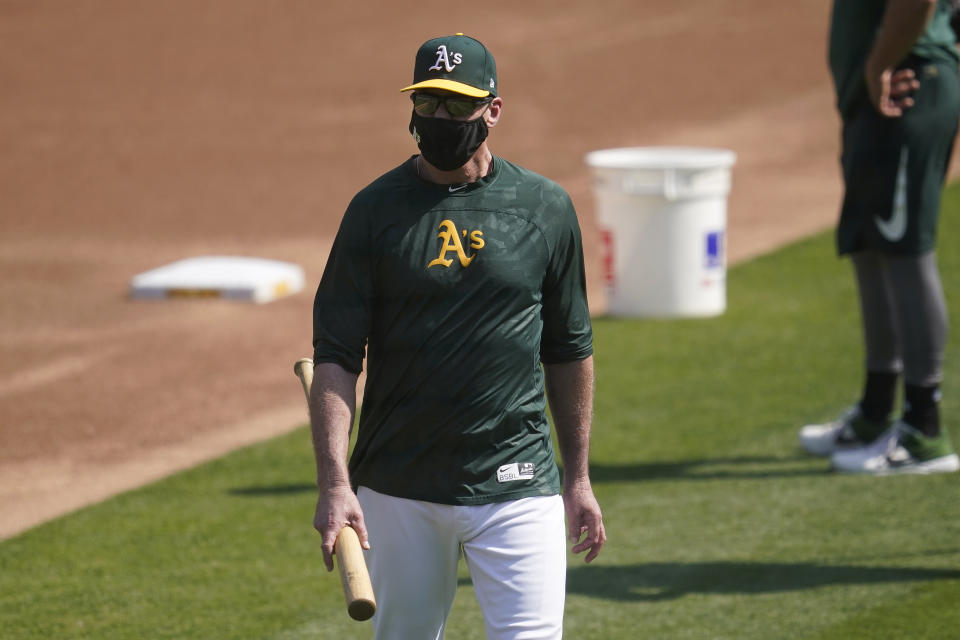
[829,0,959,118]
[313,156,593,505]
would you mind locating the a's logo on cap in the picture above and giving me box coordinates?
[429,45,462,73]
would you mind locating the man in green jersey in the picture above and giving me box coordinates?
[799,0,960,474]
[309,33,605,637]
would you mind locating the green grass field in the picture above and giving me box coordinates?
[3,186,960,639]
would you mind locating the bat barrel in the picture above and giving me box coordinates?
[335,526,377,621]
[347,596,376,622]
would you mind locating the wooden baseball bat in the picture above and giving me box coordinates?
[293,357,376,622]
[334,526,376,621]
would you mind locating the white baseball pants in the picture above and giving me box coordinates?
[357,486,567,640]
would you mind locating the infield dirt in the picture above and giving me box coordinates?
[2,1,955,540]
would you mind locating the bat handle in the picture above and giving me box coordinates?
[293,357,314,406]
[335,526,377,621]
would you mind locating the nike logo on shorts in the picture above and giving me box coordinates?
[875,146,908,243]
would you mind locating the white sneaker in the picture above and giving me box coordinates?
[830,421,960,475]
[798,406,887,456]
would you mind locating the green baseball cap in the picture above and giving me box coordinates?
[400,33,497,98]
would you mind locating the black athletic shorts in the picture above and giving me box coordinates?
[837,55,960,256]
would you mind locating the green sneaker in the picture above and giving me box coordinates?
[831,421,960,475]
[798,405,890,456]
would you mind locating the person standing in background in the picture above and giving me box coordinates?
[799,0,960,474]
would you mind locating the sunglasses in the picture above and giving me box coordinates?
[411,92,492,118]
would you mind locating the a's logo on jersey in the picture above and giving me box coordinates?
[428,219,484,268]
[429,45,463,72]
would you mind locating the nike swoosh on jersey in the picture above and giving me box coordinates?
[448,183,468,193]
[874,146,909,243]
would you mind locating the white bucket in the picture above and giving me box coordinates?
[585,146,737,317]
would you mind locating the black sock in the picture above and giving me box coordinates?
[859,371,898,423]
[902,384,941,437]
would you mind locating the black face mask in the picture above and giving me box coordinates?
[409,111,489,171]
